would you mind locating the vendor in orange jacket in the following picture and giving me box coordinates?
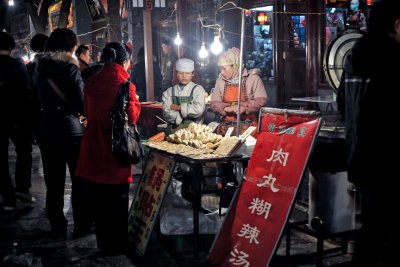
[210,47,267,136]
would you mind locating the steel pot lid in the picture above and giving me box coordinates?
[323,31,364,93]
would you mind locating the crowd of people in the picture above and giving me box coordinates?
[0,26,268,256]
[0,29,141,255]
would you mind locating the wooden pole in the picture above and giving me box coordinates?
[143,9,154,101]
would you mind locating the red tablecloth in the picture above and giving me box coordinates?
[137,103,163,137]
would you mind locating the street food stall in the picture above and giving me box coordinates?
[128,122,253,256]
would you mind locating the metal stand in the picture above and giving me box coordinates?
[189,159,248,258]
[286,215,355,267]
[155,149,249,257]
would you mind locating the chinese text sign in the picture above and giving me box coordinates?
[209,109,321,267]
[128,151,175,256]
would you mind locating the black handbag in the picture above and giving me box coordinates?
[110,80,143,165]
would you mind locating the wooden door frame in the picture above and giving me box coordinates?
[275,0,325,103]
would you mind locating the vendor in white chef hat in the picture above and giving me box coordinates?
[162,58,206,134]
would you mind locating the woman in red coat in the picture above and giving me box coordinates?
[76,42,140,254]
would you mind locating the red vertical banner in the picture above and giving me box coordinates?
[146,0,153,10]
[128,151,175,256]
[209,108,321,267]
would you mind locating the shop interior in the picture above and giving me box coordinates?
[244,6,274,82]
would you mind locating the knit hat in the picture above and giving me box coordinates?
[175,58,194,72]
[217,47,240,69]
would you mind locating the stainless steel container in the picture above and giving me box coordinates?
[308,125,356,234]
[308,171,356,234]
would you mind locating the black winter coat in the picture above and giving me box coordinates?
[33,52,85,137]
[0,55,32,128]
[337,33,400,185]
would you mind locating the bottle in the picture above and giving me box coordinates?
[12,242,18,255]
[216,176,222,189]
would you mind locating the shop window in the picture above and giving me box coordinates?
[322,3,369,85]
[288,15,306,49]
[244,6,274,82]
[325,8,346,44]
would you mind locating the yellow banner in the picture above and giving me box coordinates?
[48,0,74,32]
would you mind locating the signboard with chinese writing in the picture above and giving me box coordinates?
[326,0,349,8]
[85,0,106,23]
[209,108,321,267]
[146,0,153,10]
[128,0,165,8]
[128,151,175,256]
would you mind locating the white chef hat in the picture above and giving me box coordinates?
[175,58,194,72]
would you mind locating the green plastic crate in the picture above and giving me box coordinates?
[160,234,215,253]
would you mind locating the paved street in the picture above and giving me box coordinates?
[1,143,355,266]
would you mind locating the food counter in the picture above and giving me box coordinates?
[137,102,163,137]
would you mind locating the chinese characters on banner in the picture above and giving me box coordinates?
[209,108,321,267]
[48,0,74,32]
[128,151,175,256]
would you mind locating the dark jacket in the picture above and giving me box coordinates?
[33,52,85,137]
[81,63,103,82]
[26,54,43,133]
[160,51,177,92]
[0,55,31,128]
[130,56,162,101]
[337,33,400,185]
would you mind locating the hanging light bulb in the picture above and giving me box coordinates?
[198,42,208,59]
[174,32,182,46]
[22,55,29,63]
[210,34,223,55]
[8,0,14,6]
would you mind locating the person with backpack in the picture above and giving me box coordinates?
[0,32,34,211]
[76,42,140,255]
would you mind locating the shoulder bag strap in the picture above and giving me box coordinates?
[122,80,143,140]
[122,80,130,107]
[46,78,81,117]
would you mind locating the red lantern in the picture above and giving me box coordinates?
[258,12,268,25]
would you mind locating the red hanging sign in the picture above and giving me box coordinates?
[257,12,267,25]
[209,108,321,267]
[146,0,153,10]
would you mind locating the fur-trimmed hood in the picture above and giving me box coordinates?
[42,51,79,67]
[36,51,79,77]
